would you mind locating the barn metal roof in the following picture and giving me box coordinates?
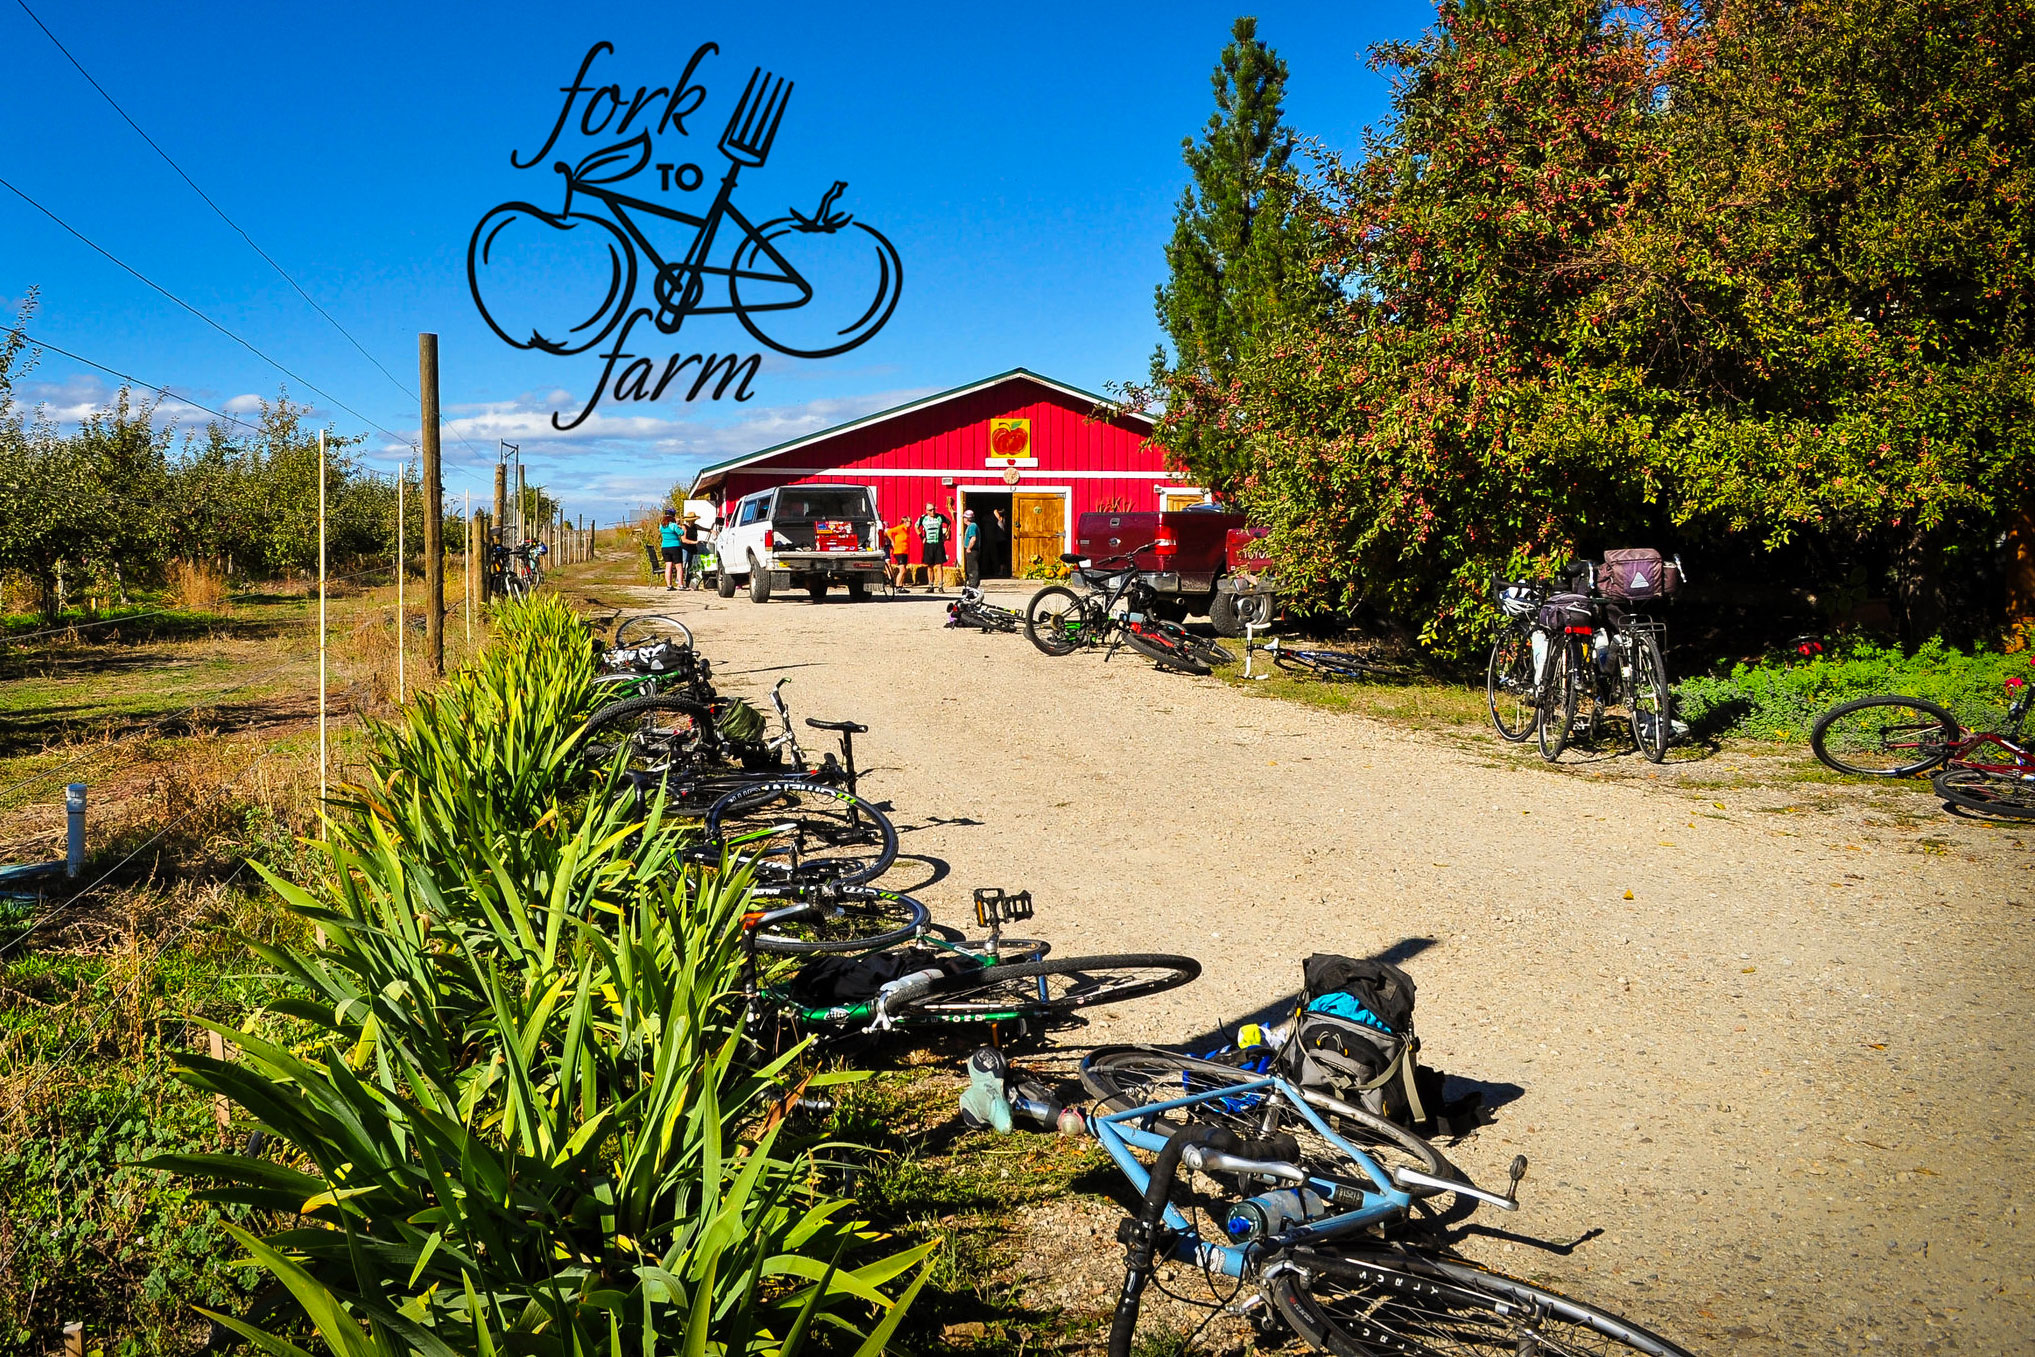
[687,367,1153,496]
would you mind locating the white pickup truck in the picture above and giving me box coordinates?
[714,483,886,603]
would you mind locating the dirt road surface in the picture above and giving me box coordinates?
[617,580,2031,1355]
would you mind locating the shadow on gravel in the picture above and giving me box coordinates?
[885,852,950,893]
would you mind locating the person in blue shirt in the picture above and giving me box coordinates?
[961,508,982,588]
[658,509,683,590]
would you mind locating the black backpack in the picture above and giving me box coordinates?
[1277,955,1428,1128]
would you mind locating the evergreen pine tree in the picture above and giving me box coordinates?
[1151,16,1329,495]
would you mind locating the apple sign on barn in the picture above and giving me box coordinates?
[689,369,1206,578]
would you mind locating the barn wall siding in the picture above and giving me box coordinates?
[704,377,1187,547]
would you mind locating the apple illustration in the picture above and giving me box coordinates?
[467,203,636,355]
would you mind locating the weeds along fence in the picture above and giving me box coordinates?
[0,565,491,1348]
[1,595,932,1355]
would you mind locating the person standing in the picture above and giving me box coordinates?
[961,508,982,588]
[658,508,683,590]
[884,516,912,590]
[916,501,951,593]
[679,513,705,590]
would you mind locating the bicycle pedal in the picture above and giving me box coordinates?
[973,887,1033,927]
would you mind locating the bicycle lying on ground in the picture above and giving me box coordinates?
[738,887,1200,1048]
[991,1062,1695,1356]
[946,587,1024,633]
[1026,547,1234,674]
[1810,668,2035,819]
[1239,624,1414,682]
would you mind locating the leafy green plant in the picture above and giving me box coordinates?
[148,593,931,1354]
[1676,637,2032,742]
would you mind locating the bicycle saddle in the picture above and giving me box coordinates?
[805,718,869,734]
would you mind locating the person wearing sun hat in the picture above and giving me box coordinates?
[679,512,705,589]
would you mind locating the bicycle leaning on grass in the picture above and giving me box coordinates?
[1810,663,2035,818]
[997,1061,1696,1357]
[1533,557,1681,764]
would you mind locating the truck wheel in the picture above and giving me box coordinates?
[807,581,828,604]
[749,560,772,603]
[846,579,868,601]
[1209,590,1243,637]
[1209,589,1270,638]
[717,570,737,598]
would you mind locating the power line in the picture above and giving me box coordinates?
[11,0,421,409]
[15,330,260,434]
[0,172,414,449]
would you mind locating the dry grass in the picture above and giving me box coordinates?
[165,560,231,612]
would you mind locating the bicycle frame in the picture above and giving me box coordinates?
[1084,1074,1411,1275]
[563,175,812,325]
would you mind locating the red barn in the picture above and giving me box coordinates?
[687,369,1202,577]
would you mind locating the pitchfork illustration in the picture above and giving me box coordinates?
[468,65,903,360]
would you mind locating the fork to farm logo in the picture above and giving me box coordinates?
[466,41,904,430]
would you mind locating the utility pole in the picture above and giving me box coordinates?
[491,457,508,599]
[396,464,406,702]
[419,334,445,676]
[317,428,327,839]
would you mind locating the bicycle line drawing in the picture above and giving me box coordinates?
[467,67,903,363]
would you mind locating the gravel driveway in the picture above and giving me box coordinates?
[620,581,2031,1354]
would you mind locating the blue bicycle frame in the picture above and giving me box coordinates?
[1088,1073,1414,1277]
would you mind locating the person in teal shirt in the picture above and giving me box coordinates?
[658,509,683,590]
[962,508,982,588]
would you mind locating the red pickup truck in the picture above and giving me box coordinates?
[1073,507,1277,636]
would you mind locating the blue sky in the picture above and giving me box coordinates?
[1,0,1432,519]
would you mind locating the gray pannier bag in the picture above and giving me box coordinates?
[1277,954,1428,1128]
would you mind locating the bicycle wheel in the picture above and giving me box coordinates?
[1185,636,1236,666]
[1269,1246,1696,1357]
[1811,696,1959,776]
[1486,629,1535,742]
[578,694,717,774]
[615,613,695,650]
[1536,640,1580,762]
[745,883,930,954]
[1026,587,1093,655]
[502,572,529,601]
[1628,632,1672,763]
[1123,624,1213,676]
[1933,767,2035,820]
[1078,1047,1450,1188]
[729,216,903,360]
[706,780,897,886]
[906,954,1199,1021]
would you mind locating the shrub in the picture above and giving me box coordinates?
[1676,638,2031,743]
[150,593,930,1354]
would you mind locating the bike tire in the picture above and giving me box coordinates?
[1026,587,1091,656]
[745,883,930,954]
[1184,636,1236,666]
[1536,640,1579,762]
[1123,624,1212,676]
[1486,629,1535,742]
[578,694,717,773]
[1077,1046,1451,1190]
[1810,696,1960,777]
[615,613,695,650]
[1268,1246,1696,1357]
[729,217,903,360]
[502,573,529,601]
[906,954,1199,1021]
[1630,631,1673,763]
[706,779,897,887]
[1933,767,2035,820]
